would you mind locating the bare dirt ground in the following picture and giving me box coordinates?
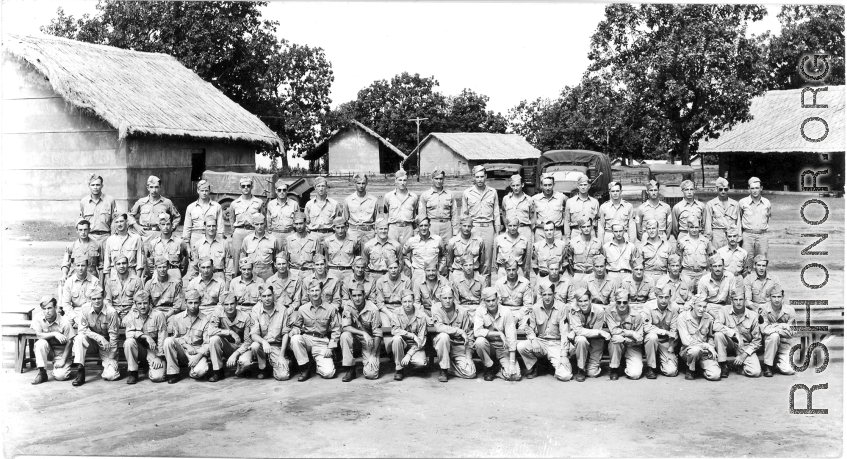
[0,193,843,457]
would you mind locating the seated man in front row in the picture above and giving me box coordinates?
[249,285,292,380]
[605,289,645,380]
[473,287,521,382]
[677,296,721,381]
[431,288,476,382]
[340,286,383,382]
[71,288,120,386]
[714,286,762,378]
[642,284,679,379]
[290,279,341,381]
[517,284,572,381]
[758,286,797,377]
[123,290,167,384]
[31,295,75,385]
[384,289,429,381]
[163,289,211,384]
[569,288,610,382]
[206,291,253,382]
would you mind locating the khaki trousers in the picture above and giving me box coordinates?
[163,337,210,379]
[72,335,120,380]
[682,344,721,380]
[123,337,166,382]
[429,221,453,245]
[347,228,375,249]
[253,263,274,282]
[388,224,414,248]
[571,336,604,377]
[644,333,678,376]
[517,338,572,381]
[474,337,521,381]
[711,228,728,250]
[741,231,768,259]
[763,333,797,375]
[208,335,252,374]
[340,331,381,379]
[714,332,762,377]
[384,336,428,371]
[34,340,72,380]
[471,225,496,285]
[250,341,291,380]
[290,334,336,378]
[432,332,476,378]
[608,340,644,379]
[231,228,252,275]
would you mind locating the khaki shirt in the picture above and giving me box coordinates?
[473,305,517,351]
[532,239,567,272]
[697,272,736,305]
[618,275,656,304]
[266,198,299,232]
[286,233,319,269]
[341,301,383,337]
[655,274,695,308]
[145,274,185,313]
[145,234,189,274]
[168,311,210,354]
[495,276,534,309]
[462,186,500,229]
[129,195,181,228]
[717,245,750,277]
[521,301,568,341]
[598,200,634,231]
[322,234,359,269]
[743,272,782,308]
[568,235,602,272]
[431,303,473,344]
[739,196,771,232]
[535,192,568,228]
[418,188,457,224]
[104,272,144,311]
[230,196,264,229]
[190,237,233,281]
[603,239,640,272]
[229,275,265,306]
[452,274,483,307]
[290,302,342,347]
[340,273,375,301]
[759,303,796,336]
[79,304,120,348]
[183,200,224,240]
[62,273,102,311]
[641,238,671,273]
[569,304,606,336]
[677,310,717,354]
[266,274,302,310]
[585,276,617,305]
[373,274,412,310]
[390,309,429,355]
[383,190,418,224]
[241,233,279,266]
[502,192,535,225]
[636,200,672,233]
[706,197,741,230]
[534,276,574,305]
[672,199,707,235]
[714,306,761,355]
[362,238,402,272]
[344,193,378,226]
[187,276,227,307]
[299,273,342,311]
[305,197,341,231]
[62,238,101,275]
[122,309,167,356]
[676,234,713,271]
[207,305,252,354]
[642,304,679,339]
[32,313,76,343]
[79,193,116,234]
[104,233,145,273]
[412,275,452,313]
[446,234,485,272]
[605,306,645,343]
[403,233,444,271]
[250,304,291,345]
[494,233,529,267]
[563,194,598,229]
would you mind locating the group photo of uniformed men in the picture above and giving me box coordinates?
[35,166,797,387]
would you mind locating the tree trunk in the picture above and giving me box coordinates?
[679,142,691,166]
[278,151,290,175]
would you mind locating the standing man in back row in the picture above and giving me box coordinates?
[79,174,116,250]
[739,176,771,259]
[305,176,342,244]
[597,181,635,244]
[230,177,265,274]
[462,165,500,286]
[418,168,458,245]
[129,175,181,245]
[384,170,419,248]
[502,174,535,248]
[562,173,598,241]
[344,173,379,246]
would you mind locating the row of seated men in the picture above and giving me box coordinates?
[31,254,795,386]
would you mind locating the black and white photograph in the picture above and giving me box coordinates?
[0,1,843,456]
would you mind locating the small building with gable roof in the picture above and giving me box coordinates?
[405,132,541,176]
[304,120,407,174]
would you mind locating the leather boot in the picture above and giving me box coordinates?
[72,366,86,387]
[32,368,48,385]
[645,367,657,379]
[126,371,139,385]
[342,366,356,382]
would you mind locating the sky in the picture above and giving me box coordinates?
[1,1,783,166]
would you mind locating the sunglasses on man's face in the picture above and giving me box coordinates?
[718,187,728,191]
[241,184,252,188]
[616,301,629,305]
[276,188,287,192]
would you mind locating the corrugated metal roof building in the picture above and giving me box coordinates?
[406,132,541,175]
[699,86,844,191]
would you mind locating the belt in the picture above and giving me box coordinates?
[303,331,326,338]
[213,268,224,273]
[368,269,387,274]
[141,225,160,231]
[683,268,705,273]
[329,266,351,271]
[235,225,254,230]
[349,224,374,231]
[475,221,493,227]
[572,268,593,274]
[290,265,313,270]
[537,270,549,277]
[608,269,632,273]
[591,299,607,305]
[254,263,272,268]
[155,303,174,307]
[238,301,255,306]
[645,269,666,274]
[190,228,205,233]
[89,230,109,235]
[390,221,413,227]
[383,302,401,306]
[312,228,333,233]
[272,228,294,233]
[430,218,450,223]
[743,229,767,234]
[712,228,727,232]
[554,225,564,231]
[519,223,531,228]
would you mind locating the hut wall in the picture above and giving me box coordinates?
[327,128,381,174]
[1,53,127,222]
[420,139,469,175]
[720,152,845,192]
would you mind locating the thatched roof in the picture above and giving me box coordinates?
[304,120,406,160]
[3,34,280,148]
[699,86,844,154]
[405,133,541,165]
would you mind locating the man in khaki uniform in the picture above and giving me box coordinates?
[182,179,224,250]
[534,260,574,306]
[739,176,771,258]
[322,216,360,279]
[597,182,635,244]
[412,261,452,318]
[759,287,797,377]
[534,173,568,240]
[444,217,486,283]
[655,254,696,310]
[402,218,444,282]
[676,215,715,285]
[642,284,679,379]
[568,217,603,285]
[462,165,500,285]
[30,296,75,385]
[187,257,227,315]
[206,291,253,381]
[286,211,319,280]
[298,255,342,313]
[267,179,299,245]
[362,218,403,283]
[229,259,265,313]
[79,174,116,249]
[61,257,102,327]
[431,288,476,382]
[532,220,568,282]
[103,255,144,319]
[374,252,412,326]
[104,213,146,281]
[492,217,531,281]
[266,254,302,311]
[418,168,458,243]
[517,284,572,381]
[561,173,597,240]
[584,255,618,306]
[144,213,189,280]
[697,255,736,317]
[340,286,383,382]
[501,174,535,247]
[716,225,750,278]
[634,180,672,241]
[606,289,645,380]
[744,254,782,312]
[343,173,379,246]
[123,290,167,384]
[677,296,721,381]
[229,177,265,272]
[188,215,233,283]
[385,289,429,381]
[384,170,419,247]
[618,260,657,313]
[249,286,292,380]
[670,180,709,241]
[451,254,484,309]
[473,287,521,381]
[240,213,279,281]
[603,221,641,285]
[305,176,342,243]
[71,289,120,386]
[705,177,741,249]
[714,286,762,378]
[341,257,375,302]
[494,259,534,316]
[163,289,211,383]
[290,279,342,381]
[60,219,101,283]
[145,257,184,319]
[569,287,610,381]
[640,219,672,284]
[129,175,181,244]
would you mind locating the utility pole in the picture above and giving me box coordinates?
[407,117,428,182]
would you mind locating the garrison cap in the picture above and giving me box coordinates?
[667,254,681,264]
[375,218,389,229]
[510,174,522,185]
[681,180,695,189]
[147,175,160,186]
[353,256,365,267]
[460,216,474,225]
[197,179,211,191]
[708,254,723,266]
[726,224,739,236]
[39,295,57,307]
[155,257,169,267]
[384,251,399,267]
[184,289,201,301]
[239,177,252,186]
[87,174,103,184]
[89,289,104,299]
[576,173,589,184]
[506,216,520,226]
[644,218,659,228]
[275,179,289,189]
[655,283,673,297]
[394,170,407,179]
[400,289,414,300]
[715,177,728,188]
[472,165,486,174]
[481,287,498,299]
[239,258,252,267]
[431,168,445,178]
[314,176,327,186]
[646,179,659,188]
[592,254,607,265]
[541,172,555,182]
[608,181,621,190]
[504,257,519,269]
[114,254,129,264]
[222,291,237,304]
[748,177,761,187]
[158,212,171,222]
[293,211,306,222]
[133,290,150,302]
[753,254,769,264]
[350,285,366,295]
[251,213,265,225]
[313,254,326,264]
[197,257,214,267]
[203,215,217,225]
[352,172,368,182]
[573,287,590,300]
[614,288,630,302]
[332,216,347,226]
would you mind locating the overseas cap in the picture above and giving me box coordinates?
[251,213,265,225]
[239,177,252,185]
[510,174,522,185]
[293,212,306,222]
[482,287,498,299]
[147,175,160,186]
[39,295,57,307]
[715,177,728,187]
[395,170,407,179]
[184,289,201,301]
[197,179,211,191]
[748,177,761,186]
[333,216,347,226]
[134,291,150,302]
[576,173,589,184]
[472,165,486,174]
[314,176,327,185]
[431,168,445,178]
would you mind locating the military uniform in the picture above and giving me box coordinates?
[603,239,640,285]
[182,200,223,249]
[677,309,721,380]
[145,273,184,317]
[249,304,292,380]
[759,302,797,375]
[697,271,737,317]
[597,200,634,243]
[739,195,771,258]
[187,275,227,315]
[714,305,763,377]
[562,194,597,240]
[61,238,101,279]
[532,238,567,278]
[671,199,708,239]
[129,195,181,244]
[606,306,645,379]
[473,305,521,381]
[676,233,713,285]
[207,305,253,375]
[384,189,419,247]
[79,193,116,247]
[104,233,145,278]
[635,200,672,240]
[32,312,75,381]
[412,274,452,316]
[72,303,120,381]
[569,304,606,377]
[706,197,740,249]
[340,300,383,379]
[462,184,500,281]
[229,193,265,272]
[286,232,319,280]
[103,271,144,318]
[655,274,695,310]
[494,275,534,315]
[267,197,299,245]
[452,274,484,310]
[493,232,530,280]
[299,272,342,312]
[568,234,603,285]
[431,303,476,379]
[290,301,342,378]
[744,272,782,311]
[385,307,429,373]
[403,232,444,282]
[362,237,402,283]
[502,192,535,246]
[163,310,211,380]
[188,237,233,283]
[517,300,573,381]
[344,192,379,246]
[534,276,574,306]
[445,233,485,283]
[240,232,279,281]
[145,234,189,280]
[305,196,342,241]
[419,187,457,243]
[340,272,375,302]
[717,245,750,278]
[585,275,618,306]
[618,275,657,313]
[122,309,168,382]
[229,275,265,312]
[266,273,302,311]
[374,273,412,325]
[322,233,359,279]
[642,304,679,377]
[61,273,101,326]
[641,238,671,284]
